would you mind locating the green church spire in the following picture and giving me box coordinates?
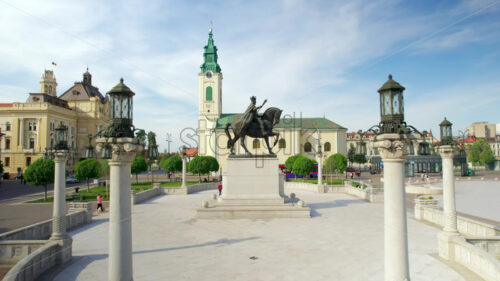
[200,28,221,73]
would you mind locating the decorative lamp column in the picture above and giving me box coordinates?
[315,130,323,189]
[85,134,95,159]
[96,78,142,281]
[181,146,187,189]
[50,122,72,264]
[371,74,411,281]
[437,118,462,260]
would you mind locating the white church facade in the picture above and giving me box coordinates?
[197,30,347,172]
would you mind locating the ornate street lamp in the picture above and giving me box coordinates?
[377,74,406,134]
[98,78,136,159]
[54,122,68,150]
[85,134,95,159]
[439,117,453,146]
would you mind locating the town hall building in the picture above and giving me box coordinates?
[196,29,347,172]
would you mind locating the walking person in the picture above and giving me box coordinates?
[96,193,104,214]
[218,182,223,196]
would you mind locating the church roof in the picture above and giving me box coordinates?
[215,114,346,130]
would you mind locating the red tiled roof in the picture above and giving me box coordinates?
[0,103,13,107]
[179,147,198,157]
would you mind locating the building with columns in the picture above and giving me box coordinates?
[197,29,347,172]
[0,70,109,177]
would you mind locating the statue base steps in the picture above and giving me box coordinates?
[196,156,310,219]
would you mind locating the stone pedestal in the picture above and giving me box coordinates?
[196,156,310,219]
[439,145,459,234]
[50,150,73,264]
[97,137,142,281]
[374,134,411,281]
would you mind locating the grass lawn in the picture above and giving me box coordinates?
[28,180,205,203]
[299,178,347,185]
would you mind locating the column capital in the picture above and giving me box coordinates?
[438,145,455,159]
[96,137,143,164]
[53,150,70,163]
[373,133,412,160]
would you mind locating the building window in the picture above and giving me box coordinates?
[206,86,213,101]
[4,157,10,167]
[28,122,33,131]
[304,142,312,153]
[278,139,286,148]
[6,122,10,131]
[5,138,10,150]
[50,138,54,149]
[26,157,31,167]
[324,142,331,152]
[253,139,260,149]
[29,138,35,149]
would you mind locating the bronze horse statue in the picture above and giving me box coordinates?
[224,107,283,155]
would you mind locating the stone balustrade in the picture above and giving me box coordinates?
[0,208,92,241]
[414,200,500,237]
[283,181,383,203]
[448,236,500,281]
[131,187,163,205]
[468,237,500,260]
[163,183,217,195]
[2,241,59,281]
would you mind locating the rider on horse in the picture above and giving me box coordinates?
[242,96,267,136]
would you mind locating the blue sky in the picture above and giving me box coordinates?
[1,0,499,152]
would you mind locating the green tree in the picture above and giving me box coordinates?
[98,159,110,198]
[131,157,148,183]
[161,155,182,174]
[324,153,348,179]
[75,158,101,192]
[347,144,356,167]
[292,156,314,181]
[468,140,495,166]
[206,156,219,181]
[353,154,367,169]
[24,158,54,201]
[188,156,210,182]
[285,154,301,172]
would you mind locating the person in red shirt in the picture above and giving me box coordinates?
[96,194,104,213]
[217,182,222,196]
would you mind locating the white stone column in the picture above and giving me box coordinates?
[439,145,458,234]
[50,150,73,264]
[19,118,24,147]
[97,137,142,281]
[181,155,187,188]
[316,130,323,187]
[293,130,300,155]
[51,151,69,239]
[374,134,411,281]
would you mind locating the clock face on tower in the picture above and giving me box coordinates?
[206,72,212,78]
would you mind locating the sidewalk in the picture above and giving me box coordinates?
[47,190,473,281]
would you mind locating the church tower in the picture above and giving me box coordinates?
[198,28,223,157]
[40,70,57,96]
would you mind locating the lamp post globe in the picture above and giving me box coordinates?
[377,74,406,134]
[439,117,453,146]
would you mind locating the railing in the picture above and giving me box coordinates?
[2,241,59,281]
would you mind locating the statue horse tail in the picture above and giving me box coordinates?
[225,122,233,147]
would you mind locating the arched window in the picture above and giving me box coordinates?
[253,139,260,149]
[304,142,312,152]
[206,86,213,101]
[278,139,286,148]
[324,142,331,152]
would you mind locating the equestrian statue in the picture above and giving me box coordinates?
[225,96,283,155]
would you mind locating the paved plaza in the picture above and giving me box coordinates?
[435,180,500,222]
[43,189,478,281]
